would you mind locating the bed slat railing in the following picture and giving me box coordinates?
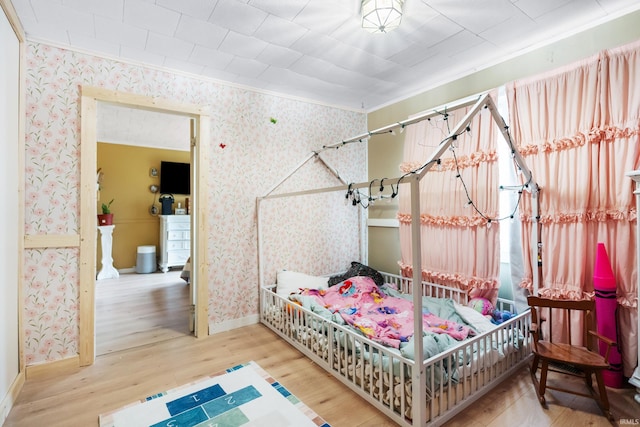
[420,307,532,425]
[380,272,468,305]
[260,274,532,426]
[326,313,415,419]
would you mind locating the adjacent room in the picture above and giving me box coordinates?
[95,104,194,355]
[1,1,639,426]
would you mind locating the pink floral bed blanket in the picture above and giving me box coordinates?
[296,276,474,349]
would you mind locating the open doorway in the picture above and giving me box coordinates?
[79,87,210,366]
[94,107,193,355]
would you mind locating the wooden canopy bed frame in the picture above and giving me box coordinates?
[256,93,541,426]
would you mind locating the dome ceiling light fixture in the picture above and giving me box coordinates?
[361,0,405,33]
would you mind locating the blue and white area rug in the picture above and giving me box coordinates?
[99,361,330,427]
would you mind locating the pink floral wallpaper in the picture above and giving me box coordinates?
[23,42,366,365]
[258,192,365,287]
[23,248,79,363]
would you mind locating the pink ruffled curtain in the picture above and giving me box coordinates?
[507,40,640,377]
[398,91,500,303]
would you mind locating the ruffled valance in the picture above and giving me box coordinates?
[397,212,498,227]
[519,277,638,309]
[519,277,588,299]
[518,207,636,223]
[617,292,639,309]
[399,149,497,174]
[398,262,499,292]
[516,125,640,156]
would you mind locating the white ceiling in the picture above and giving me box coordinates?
[10,0,640,111]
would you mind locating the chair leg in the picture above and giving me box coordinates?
[539,360,549,402]
[593,370,613,421]
[530,354,539,376]
[529,356,546,405]
[529,356,548,405]
[584,368,593,390]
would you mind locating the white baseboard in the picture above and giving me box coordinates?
[208,315,259,335]
[0,370,25,424]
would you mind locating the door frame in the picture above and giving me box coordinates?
[79,86,210,366]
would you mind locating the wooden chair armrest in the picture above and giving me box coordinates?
[588,330,616,346]
[588,330,617,362]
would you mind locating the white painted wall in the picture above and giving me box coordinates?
[0,3,20,422]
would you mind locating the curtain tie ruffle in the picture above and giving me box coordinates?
[398,261,499,291]
[399,149,497,173]
[398,213,499,227]
[520,278,638,308]
[519,207,635,224]
[517,125,640,156]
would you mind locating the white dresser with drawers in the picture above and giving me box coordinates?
[158,214,190,273]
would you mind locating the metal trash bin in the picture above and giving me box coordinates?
[136,245,156,274]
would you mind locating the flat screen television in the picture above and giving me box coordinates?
[160,161,190,195]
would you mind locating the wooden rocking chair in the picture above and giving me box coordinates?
[527,296,617,420]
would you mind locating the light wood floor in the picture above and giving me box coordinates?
[96,270,192,355]
[5,274,638,426]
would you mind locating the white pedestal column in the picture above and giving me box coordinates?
[97,225,119,280]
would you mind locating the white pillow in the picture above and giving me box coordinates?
[453,302,496,333]
[276,270,329,297]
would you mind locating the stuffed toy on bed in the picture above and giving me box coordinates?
[468,297,514,325]
[327,261,385,287]
[468,297,494,316]
[490,309,514,325]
